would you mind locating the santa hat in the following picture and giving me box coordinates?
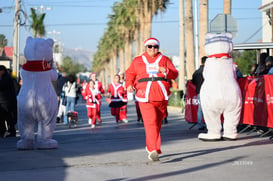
[118,71,124,76]
[144,37,160,47]
[90,73,96,77]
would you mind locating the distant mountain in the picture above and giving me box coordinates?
[62,48,94,70]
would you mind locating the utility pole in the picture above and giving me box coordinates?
[48,30,61,42]
[194,0,199,69]
[223,0,231,15]
[48,30,61,53]
[179,0,185,91]
[12,0,21,80]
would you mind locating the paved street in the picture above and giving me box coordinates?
[1,99,273,181]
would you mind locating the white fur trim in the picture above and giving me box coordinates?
[144,38,160,46]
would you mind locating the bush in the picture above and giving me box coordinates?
[168,89,184,108]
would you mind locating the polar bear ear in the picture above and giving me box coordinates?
[46,38,54,47]
[205,32,214,39]
[225,32,233,39]
[26,36,33,43]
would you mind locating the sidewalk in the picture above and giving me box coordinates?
[0,101,273,181]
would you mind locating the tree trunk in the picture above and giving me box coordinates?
[185,0,195,80]
[99,70,105,90]
[179,0,186,91]
[127,42,133,69]
[119,49,125,72]
[108,60,113,83]
[199,0,208,59]
[134,29,140,56]
[139,1,145,54]
[144,1,152,41]
[124,40,132,70]
[112,54,117,75]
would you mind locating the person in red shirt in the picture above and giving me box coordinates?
[118,72,128,123]
[125,37,178,161]
[107,74,127,125]
[82,80,101,128]
[90,73,105,123]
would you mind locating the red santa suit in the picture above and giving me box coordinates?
[107,82,127,123]
[82,85,101,126]
[125,51,178,154]
[119,81,128,121]
[94,80,104,122]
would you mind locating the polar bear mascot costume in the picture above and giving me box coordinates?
[198,32,242,141]
[17,37,58,150]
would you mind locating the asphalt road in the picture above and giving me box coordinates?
[1,99,273,181]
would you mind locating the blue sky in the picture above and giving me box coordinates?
[0,0,263,56]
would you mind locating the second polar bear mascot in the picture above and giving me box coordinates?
[198,32,242,141]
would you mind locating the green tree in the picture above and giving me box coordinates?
[0,34,7,48]
[30,8,46,37]
[233,50,257,76]
[61,56,87,75]
[93,0,170,77]
[0,34,7,56]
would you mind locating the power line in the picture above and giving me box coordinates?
[243,21,268,43]
[25,4,110,8]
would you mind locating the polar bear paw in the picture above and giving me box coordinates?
[37,139,58,150]
[17,139,34,150]
[198,133,222,141]
[222,133,238,141]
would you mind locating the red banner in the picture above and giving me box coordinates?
[185,76,273,128]
[184,81,199,123]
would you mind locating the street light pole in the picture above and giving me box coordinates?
[33,4,51,14]
[48,30,61,42]
[194,0,199,69]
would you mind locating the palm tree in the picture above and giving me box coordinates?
[0,34,7,56]
[185,0,195,80]
[30,8,46,37]
[93,0,171,82]
[0,34,7,48]
[112,0,138,70]
[199,0,208,59]
[136,0,170,54]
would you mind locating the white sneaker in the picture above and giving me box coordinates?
[88,118,91,125]
[91,124,95,129]
[145,146,150,154]
[148,150,159,161]
[122,119,128,123]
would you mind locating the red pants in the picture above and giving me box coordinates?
[97,101,102,122]
[164,108,168,119]
[139,100,168,154]
[119,104,127,120]
[111,107,121,123]
[87,107,98,125]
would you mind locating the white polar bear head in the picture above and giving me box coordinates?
[205,32,233,56]
[24,36,54,61]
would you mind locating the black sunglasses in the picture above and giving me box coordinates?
[147,45,159,49]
